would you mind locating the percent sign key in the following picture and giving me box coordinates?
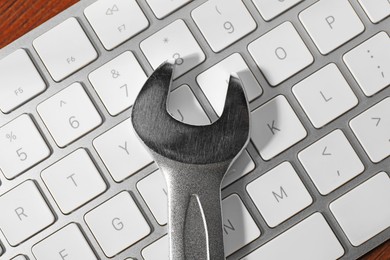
[6,131,17,142]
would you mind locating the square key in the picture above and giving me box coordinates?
[85,0,149,50]
[140,19,205,79]
[33,18,98,82]
[248,22,313,86]
[0,49,46,113]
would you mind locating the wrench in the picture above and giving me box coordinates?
[131,62,250,260]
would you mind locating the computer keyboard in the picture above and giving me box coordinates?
[0,0,389,259]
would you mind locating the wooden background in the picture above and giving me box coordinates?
[0,0,388,259]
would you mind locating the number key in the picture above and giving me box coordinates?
[140,19,205,79]
[0,114,50,179]
[192,0,257,52]
[37,83,102,147]
[89,51,147,116]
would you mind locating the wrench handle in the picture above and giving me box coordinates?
[159,160,229,260]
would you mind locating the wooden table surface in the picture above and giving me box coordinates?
[0,0,388,259]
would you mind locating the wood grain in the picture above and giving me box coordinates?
[0,0,389,259]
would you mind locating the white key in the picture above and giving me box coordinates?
[41,149,107,214]
[11,255,27,260]
[344,32,390,96]
[242,213,344,260]
[89,51,147,116]
[298,130,364,195]
[299,0,364,55]
[0,181,55,246]
[222,194,260,256]
[251,95,307,160]
[358,0,390,23]
[330,172,390,246]
[222,150,255,188]
[293,63,358,128]
[252,0,303,21]
[146,0,192,19]
[247,162,312,227]
[167,84,210,126]
[33,18,97,82]
[37,82,102,148]
[350,98,390,163]
[93,118,153,182]
[85,191,151,257]
[192,0,256,52]
[248,22,313,86]
[142,235,169,260]
[0,114,50,179]
[0,49,46,113]
[137,170,168,225]
[140,19,206,79]
[32,224,97,260]
[84,0,149,50]
[197,53,263,116]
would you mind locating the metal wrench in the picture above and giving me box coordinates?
[131,62,250,260]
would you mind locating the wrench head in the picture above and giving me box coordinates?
[131,61,250,165]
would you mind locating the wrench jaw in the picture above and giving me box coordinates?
[132,62,250,165]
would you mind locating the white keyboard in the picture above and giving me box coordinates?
[0,0,389,259]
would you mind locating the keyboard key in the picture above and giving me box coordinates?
[37,82,102,148]
[251,95,307,160]
[0,181,55,246]
[222,194,260,256]
[89,51,147,116]
[142,235,168,260]
[0,49,46,113]
[248,22,313,86]
[33,18,98,82]
[140,19,206,79]
[358,0,390,23]
[247,162,312,227]
[85,191,151,257]
[330,172,390,246]
[0,114,50,179]
[344,32,390,96]
[137,170,168,225]
[84,0,149,50]
[242,213,344,260]
[11,255,27,260]
[252,0,303,21]
[167,85,210,125]
[298,130,364,195]
[93,118,153,182]
[41,149,107,214]
[293,63,358,128]
[299,0,364,55]
[222,150,255,188]
[146,0,192,19]
[350,98,390,163]
[32,223,97,260]
[197,53,263,116]
[192,0,256,52]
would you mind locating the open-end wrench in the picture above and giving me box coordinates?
[131,62,250,260]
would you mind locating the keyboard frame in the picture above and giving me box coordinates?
[0,0,389,259]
